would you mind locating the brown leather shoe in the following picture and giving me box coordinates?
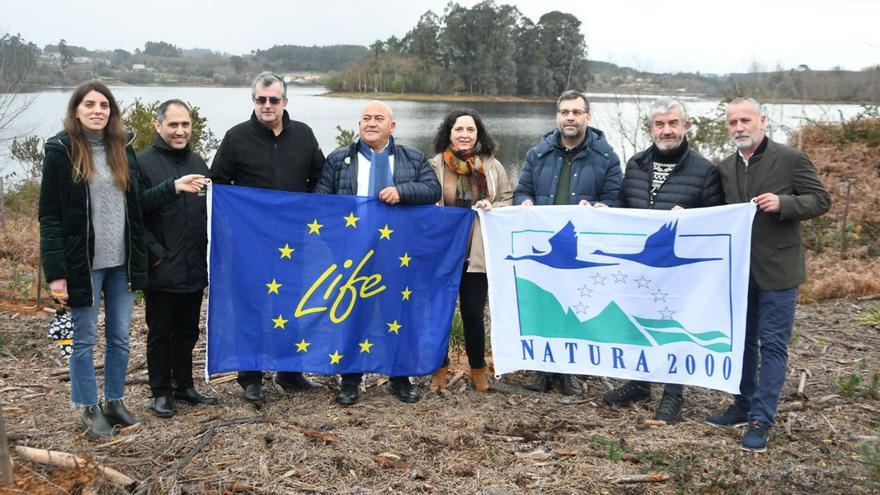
[430,367,448,392]
[469,367,490,392]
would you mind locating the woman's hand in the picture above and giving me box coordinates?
[49,279,68,305]
[174,174,207,194]
[474,199,492,210]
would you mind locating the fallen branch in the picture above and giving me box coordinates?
[207,373,237,384]
[483,433,525,442]
[13,445,136,489]
[612,472,669,484]
[797,369,808,397]
[447,370,466,388]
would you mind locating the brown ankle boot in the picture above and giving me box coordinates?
[430,367,448,392]
[470,367,490,392]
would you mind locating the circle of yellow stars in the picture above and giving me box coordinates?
[265,213,417,365]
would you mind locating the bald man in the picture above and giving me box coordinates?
[315,100,441,405]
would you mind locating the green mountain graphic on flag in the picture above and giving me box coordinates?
[516,277,731,353]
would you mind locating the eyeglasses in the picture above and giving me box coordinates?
[253,96,284,105]
[558,109,588,117]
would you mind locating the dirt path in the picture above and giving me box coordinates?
[1,298,878,494]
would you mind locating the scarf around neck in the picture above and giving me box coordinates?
[442,144,488,207]
[358,136,394,196]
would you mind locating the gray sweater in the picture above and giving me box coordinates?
[87,132,126,270]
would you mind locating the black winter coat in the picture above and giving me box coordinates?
[316,139,441,205]
[137,135,209,293]
[210,110,324,192]
[619,142,724,210]
[39,131,174,306]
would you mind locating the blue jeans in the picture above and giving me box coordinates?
[69,265,135,406]
[734,275,798,426]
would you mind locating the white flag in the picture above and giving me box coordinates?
[479,203,756,394]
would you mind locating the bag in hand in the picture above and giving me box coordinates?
[47,307,74,360]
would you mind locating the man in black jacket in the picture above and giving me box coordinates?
[138,100,217,417]
[602,97,723,424]
[316,100,441,405]
[211,72,326,403]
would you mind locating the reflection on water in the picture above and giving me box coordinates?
[0,86,864,187]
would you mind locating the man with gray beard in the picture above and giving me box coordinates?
[601,97,723,423]
[707,97,830,452]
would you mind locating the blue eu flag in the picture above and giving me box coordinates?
[206,185,473,376]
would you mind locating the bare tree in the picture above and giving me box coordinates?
[0,33,38,143]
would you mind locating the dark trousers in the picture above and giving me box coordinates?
[443,271,488,369]
[146,289,203,397]
[734,275,798,426]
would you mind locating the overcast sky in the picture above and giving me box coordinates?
[2,0,876,74]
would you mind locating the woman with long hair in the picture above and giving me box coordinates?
[428,109,512,392]
[39,80,202,438]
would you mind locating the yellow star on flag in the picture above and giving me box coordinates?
[329,351,343,364]
[399,252,411,267]
[343,212,360,228]
[359,339,374,353]
[307,219,323,234]
[272,314,288,329]
[387,320,402,334]
[378,224,394,240]
[278,243,294,259]
[295,339,310,352]
[401,287,412,301]
[266,278,282,294]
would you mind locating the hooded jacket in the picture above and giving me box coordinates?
[514,127,621,206]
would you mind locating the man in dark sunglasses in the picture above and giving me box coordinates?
[211,71,326,403]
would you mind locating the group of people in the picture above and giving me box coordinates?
[39,72,830,453]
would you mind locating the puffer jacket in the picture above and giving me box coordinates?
[514,128,621,206]
[39,131,173,306]
[429,154,512,272]
[619,140,724,210]
[137,134,209,293]
[315,139,440,205]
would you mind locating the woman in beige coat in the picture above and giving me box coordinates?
[428,109,512,392]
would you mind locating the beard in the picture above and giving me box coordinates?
[654,135,684,152]
[733,133,758,150]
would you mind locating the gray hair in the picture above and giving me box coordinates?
[728,96,764,116]
[557,90,590,113]
[649,97,688,122]
[251,71,287,98]
[155,99,191,123]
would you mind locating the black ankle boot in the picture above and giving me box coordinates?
[103,399,144,427]
[81,405,115,439]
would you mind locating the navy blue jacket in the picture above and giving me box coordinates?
[315,140,440,205]
[514,128,621,206]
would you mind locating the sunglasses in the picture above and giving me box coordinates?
[253,96,284,105]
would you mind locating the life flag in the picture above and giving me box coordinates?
[206,185,473,377]
[479,203,756,393]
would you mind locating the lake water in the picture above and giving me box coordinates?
[0,85,865,186]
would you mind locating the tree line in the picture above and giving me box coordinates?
[324,2,590,97]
